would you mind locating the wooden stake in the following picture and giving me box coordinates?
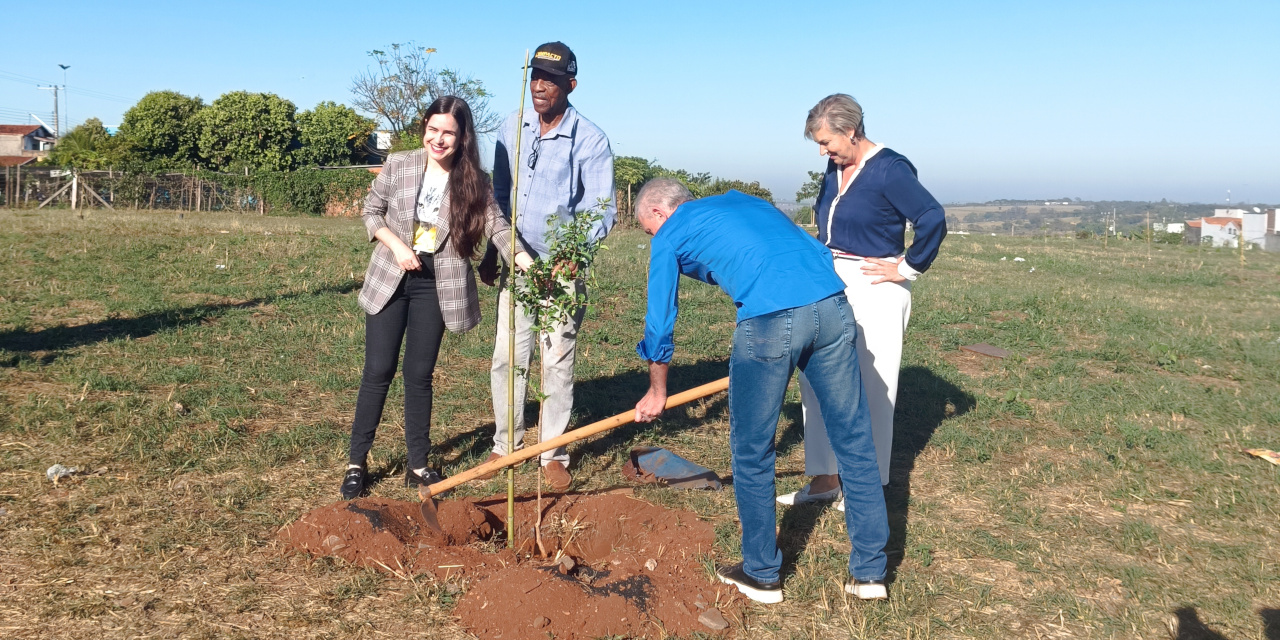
[507,50,531,549]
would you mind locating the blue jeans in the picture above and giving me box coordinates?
[729,293,888,583]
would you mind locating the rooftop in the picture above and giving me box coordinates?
[1202,217,1242,227]
[0,156,37,167]
[0,124,43,136]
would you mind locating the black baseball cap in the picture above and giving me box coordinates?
[529,42,577,76]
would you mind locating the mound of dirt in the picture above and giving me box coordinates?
[280,492,743,639]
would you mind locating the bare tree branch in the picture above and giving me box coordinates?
[350,43,500,139]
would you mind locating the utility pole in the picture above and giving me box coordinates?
[58,65,70,130]
[1146,210,1152,261]
[1239,220,1245,268]
[37,86,60,137]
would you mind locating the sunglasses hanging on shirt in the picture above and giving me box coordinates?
[527,136,541,170]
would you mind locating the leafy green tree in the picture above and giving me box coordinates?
[795,170,823,202]
[624,160,775,206]
[194,91,298,171]
[613,156,652,215]
[45,118,133,169]
[295,101,376,166]
[118,90,204,167]
[350,43,499,140]
[704,178,773,203]
[651,167,711,197]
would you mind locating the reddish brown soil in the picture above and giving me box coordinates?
[280,493,743,639]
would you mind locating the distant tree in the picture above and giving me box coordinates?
[295,101,376,166]
[795,205,815,225]
[45,118,132,169]
[704,178,773,203]
[795,170,824,202]
[623,159,775,209]
[194,91,298,171]
[651,167,710,196]
[350,43,499,140]
[614,156,652,216]
[118,90,204,166]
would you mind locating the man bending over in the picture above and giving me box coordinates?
[631,178,889,604]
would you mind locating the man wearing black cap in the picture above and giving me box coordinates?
[478,41,616,491]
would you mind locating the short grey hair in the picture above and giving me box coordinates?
[804,93,865,140]
[634,178,692,218]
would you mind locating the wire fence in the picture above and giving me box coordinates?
[0,166,250,213]
[0,166,379,216]
[4,166,674,226]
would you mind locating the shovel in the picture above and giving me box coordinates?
[418,376,729,536]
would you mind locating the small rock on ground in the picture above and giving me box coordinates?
[699,608,729,630]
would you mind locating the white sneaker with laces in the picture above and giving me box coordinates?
[776,483,842,506]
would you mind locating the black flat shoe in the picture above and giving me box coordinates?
[340,466,366,500]
[405,467,445,489]
[716,562,783,604]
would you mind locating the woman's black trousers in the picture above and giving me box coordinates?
[348,255,445,470]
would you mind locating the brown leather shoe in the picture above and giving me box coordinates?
[474,452,504,480]
[543,460,572,492]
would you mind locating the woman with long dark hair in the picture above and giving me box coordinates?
[342,96,532,499]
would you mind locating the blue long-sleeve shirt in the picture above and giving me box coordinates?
[492,106,616,258]
[814,147,947,273]
[636,191,847,364]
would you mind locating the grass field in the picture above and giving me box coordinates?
[2,208,1278,639]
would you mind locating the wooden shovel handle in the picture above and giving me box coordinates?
[422,376,729,498]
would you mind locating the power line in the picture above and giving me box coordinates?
[65,87,132,103]
[0,69,55,85]
[0,69,134,104]
[0,107,55,120]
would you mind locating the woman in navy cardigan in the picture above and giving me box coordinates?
[779,94,947,508]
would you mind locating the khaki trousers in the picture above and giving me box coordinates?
[490,278,585,465]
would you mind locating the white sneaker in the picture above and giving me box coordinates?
[837,499,845,512]
[845,577,888,600]
[776,483,842,506]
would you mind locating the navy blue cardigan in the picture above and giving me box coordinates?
[814,147,947,274]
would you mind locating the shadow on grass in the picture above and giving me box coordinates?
[1261,608,1280,640]
[776,365,976,582]
[0,281,360,367]
[1172,606,1230,640]
[883,366,976,580]
[430,358,731,473]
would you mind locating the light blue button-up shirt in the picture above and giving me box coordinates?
[492,105,616,259]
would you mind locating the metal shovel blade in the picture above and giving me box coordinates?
[417,486,445,538]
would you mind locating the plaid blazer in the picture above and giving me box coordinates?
[358,149,525,332]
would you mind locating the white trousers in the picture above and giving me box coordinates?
[799,257,912,485]
[490,278,585,465]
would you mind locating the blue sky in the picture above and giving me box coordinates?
[2,0,1277,204]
